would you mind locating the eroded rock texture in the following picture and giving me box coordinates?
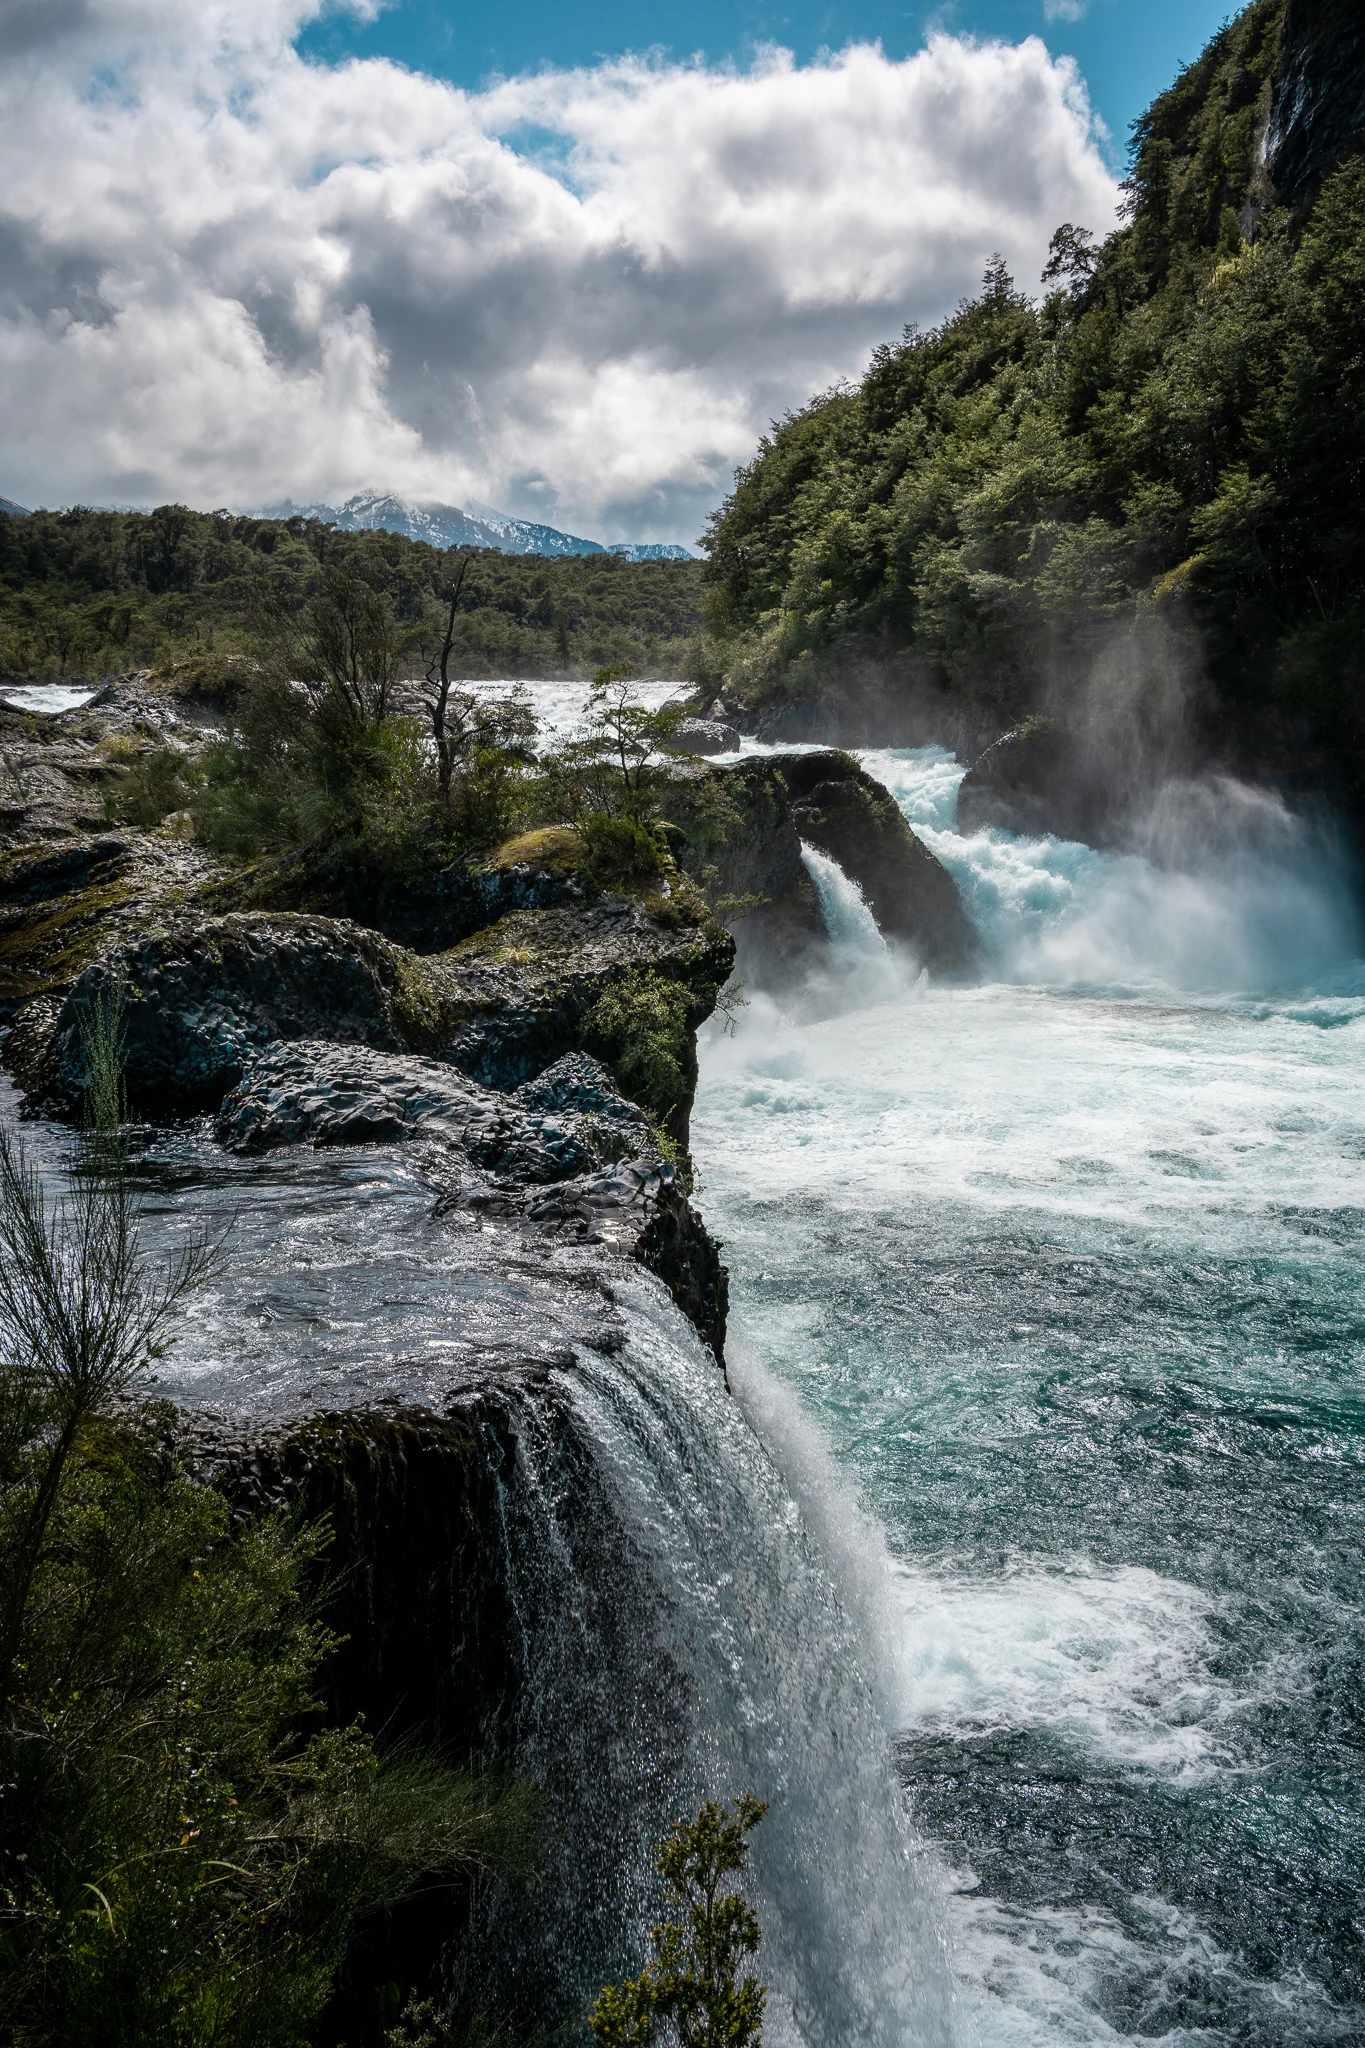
[14,894,734,1124]
[1267,0,1365,211]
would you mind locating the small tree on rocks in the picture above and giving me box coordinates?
[589,1794,768,2048]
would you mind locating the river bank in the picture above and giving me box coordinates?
[4,680,1363,2043]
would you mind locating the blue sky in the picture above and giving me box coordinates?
[300,0,1235,164]
[3,0,1227,534]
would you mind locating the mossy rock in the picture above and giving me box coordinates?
[485,826,585,875]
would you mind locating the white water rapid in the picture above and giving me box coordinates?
[694,743,1365,2046]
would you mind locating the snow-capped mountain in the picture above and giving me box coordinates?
[0,496,30,517]
[608,542,695,562]
[261,491,605,558]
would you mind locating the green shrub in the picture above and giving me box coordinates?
[588,1795,768,2048]
[102,745,201,830]
[0,1414,537,2048]
[582,967,694,1128]
[0,1015,538,2047]
[578,812,666,888]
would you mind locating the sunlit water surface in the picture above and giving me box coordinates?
[10,688,1365,2043]
[693,746,1365,2046]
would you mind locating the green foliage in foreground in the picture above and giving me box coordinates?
[589,1796,768,2048]
[700,0,1365,778]
[0,503,702,684]
[0,998,538,2047]
[582,968,697,1137]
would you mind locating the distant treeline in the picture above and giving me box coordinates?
[0,504,704,682]
[699,0,1365,805]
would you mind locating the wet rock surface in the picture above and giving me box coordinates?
[670,715,740,757]
[1267,0,1365,212]
[0,671,214,842]
[956,718,1129,849]
[216,1039,648,1179]
[661,755,827,985]
[779,750,976,972]
[13,892,734,1121]
[0,828,222,1025]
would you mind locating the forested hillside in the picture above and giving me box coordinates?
[700,0,1365,816]
[0,505,703,684]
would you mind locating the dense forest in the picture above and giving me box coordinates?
[0,506,703,684]
[699,0,1365,813]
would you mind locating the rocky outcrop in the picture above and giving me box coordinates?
[956,719,1120,847]
[1267,0,1365,212]
[0,829,222,1024]
[669,716,739,757]
[659,750,976,981]
[778,751,976,973]
[284,849,588,954]
[658,757,827,986]
[15,894,734,1127]
[214,1038,727,1356]
[17,913,406,1116]
[215,1041,647,1174]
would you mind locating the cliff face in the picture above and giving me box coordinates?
[1267,0,1365,209]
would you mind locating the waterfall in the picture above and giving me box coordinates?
[473,1271,958,2048]
[855,745,1363,995]
[800,841,888,960]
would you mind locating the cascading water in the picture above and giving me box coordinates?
[695,741,1365,2045]
[801,841,889,960]
[3,1079,959,2046]
[799,840,910,1010]
[479,1276,957,2046]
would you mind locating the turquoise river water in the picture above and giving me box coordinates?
[691,744,1365,2047]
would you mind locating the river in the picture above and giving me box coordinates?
[9,702,1365,2043]
[692,743,1365,2045]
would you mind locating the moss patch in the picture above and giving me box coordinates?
[582,967,694,1129]
[485,826,585,874]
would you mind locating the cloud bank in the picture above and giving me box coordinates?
[0,0,1119,541]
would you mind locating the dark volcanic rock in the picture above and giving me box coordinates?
[16,896,734,1128]
[22,913,407,1116]
[1267,0,1365,212]
[216,1039,648,1179]
[956,719,1119,848]
[181,1380,694,2026]
[0,834,132,906]
[779,751,977,973]
[660,756,827,987]
[513,1049,643,1127]
[670,716,740,757]
[455,1157,728,1359]
[310,854,588,954]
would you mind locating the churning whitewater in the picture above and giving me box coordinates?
[11,694,1364,2046]
[694,743,1365,2045]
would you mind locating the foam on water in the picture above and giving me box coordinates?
[1,682,97,714]
[693,740,1365,2045]
[855,746,1363,995]
[461,676,687,751]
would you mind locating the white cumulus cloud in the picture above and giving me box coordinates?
[0,0,1119,541]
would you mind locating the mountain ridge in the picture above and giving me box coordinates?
[259,489,694,562]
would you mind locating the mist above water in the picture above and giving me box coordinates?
[855,747,1363,998]
[695,741,1365,2045]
